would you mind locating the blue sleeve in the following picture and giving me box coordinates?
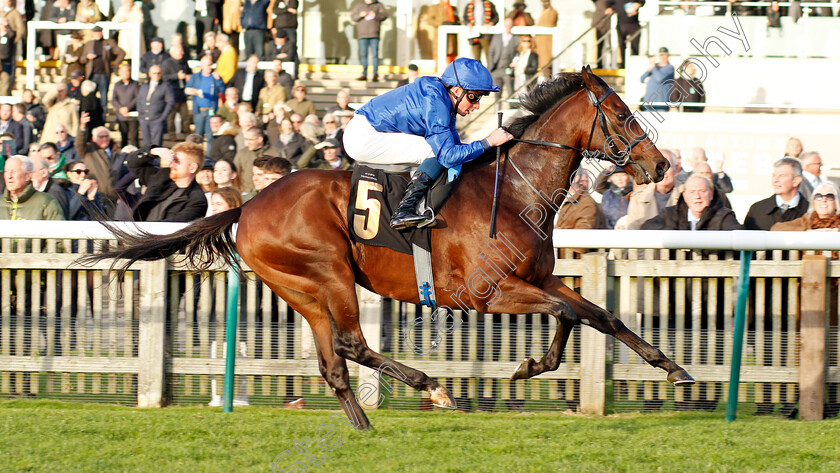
[641,70,651,82]
[421,95,485,168]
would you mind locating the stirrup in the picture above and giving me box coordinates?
[416,208,436,228]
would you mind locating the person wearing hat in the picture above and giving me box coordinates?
[140,37,170,74]
[640,46,674,113]
[596,166,633,230]
[298,138,352,171]
[63,31,87,79]
[66,70,85,102]
[507,1,534,26]
[79,25,126,110]
[343,57,513,230]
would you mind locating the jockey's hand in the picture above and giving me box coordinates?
[486,127,514,147]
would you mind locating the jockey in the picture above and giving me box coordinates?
[343,57,514,230]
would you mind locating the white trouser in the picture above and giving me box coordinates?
[343,114,435,167]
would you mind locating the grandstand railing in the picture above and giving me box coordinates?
[2,223,839,417]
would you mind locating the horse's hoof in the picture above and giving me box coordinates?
[512,358,536,380]
[668,369,696,385]
[429,385,456,409]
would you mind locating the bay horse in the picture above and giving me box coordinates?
[87,67,694,429]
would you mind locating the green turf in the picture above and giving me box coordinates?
[2,399,839,473]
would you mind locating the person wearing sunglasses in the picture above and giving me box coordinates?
[344,57,513,230]
[771,182,840,233]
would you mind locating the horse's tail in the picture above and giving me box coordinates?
[78,208,242,279]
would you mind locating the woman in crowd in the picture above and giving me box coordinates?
[599,168,633,229]
[213,158,243,192]
[211,186,244,214]
[76,0,104,42]
[772,182,840,233]
[783,137,802,158]
[113,0,146,58]
[274,117,308,163]
[79,80,104,129]
[64,160,105,220]
[509,35,539,91]
[200,32,221,63]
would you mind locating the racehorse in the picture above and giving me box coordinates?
[86,67,694,429]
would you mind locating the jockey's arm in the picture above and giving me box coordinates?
[427,124,513,168]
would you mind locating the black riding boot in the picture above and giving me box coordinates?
[390,171,435,230]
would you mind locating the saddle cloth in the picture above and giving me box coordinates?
[347,165,456,255]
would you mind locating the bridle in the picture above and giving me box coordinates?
[501,87,650,205]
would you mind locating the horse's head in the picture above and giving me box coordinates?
[581,66,669,185]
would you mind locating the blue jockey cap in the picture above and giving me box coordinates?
[440,58,500,93]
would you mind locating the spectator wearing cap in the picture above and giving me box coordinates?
[127,143,208,221]
[234,127,281,193]
[138,65,176,147]
[240,0,270,60]
[66,70,84,102]
[140,37,170,74]
[508,1,534,25]
[80,25,126,110]
[641,46,674,113]
[216,33,238,84]
[0,16,16,96]
[186,55,226,145]
[396,64,419,87]
[113,62,140,147]
[208,115,238,161]
[298,138,351,170]
[40,84,78,144]
[352,0,388,82]
[231,54,265,109]
[598,167,632,230]
[1,155,64,220]
[286,85,317,119]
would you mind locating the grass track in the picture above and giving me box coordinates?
[2,400,840,472]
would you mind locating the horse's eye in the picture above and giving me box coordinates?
[617,113,627,121]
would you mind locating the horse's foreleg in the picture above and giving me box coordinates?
[543,277,695,385]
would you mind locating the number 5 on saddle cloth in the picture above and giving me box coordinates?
[347,165,458,308]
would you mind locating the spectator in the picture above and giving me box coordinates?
[240,0,270,59]
[235,110,258,150]
[396,63,420,87]
[0,0,24,51]
[195,0,224,53]
[77,112,120,213]
[487,17,518,97]
[63,31,85,79]
[199,31,221,63]
[79,79,104,129]
[53,124,79,162]
[163,45,192,136]
[783,137,802,158]
[267,29,295,64]
[66,69,84,102]
[298,138,351,170]
[264,101,290,143]
[0,16,16,96]
[232,54,265,108]
[235,127,280,193]
[38,142,68,180]
[462,0,499,64]
[322,113,343,143]
[49,0,76,60]
[352,0,388,81]
[289,112,303,134]
[272,57,294,96]
[690,161,731,208]
[22,90,47,135]
[591,0,610,69]
[186,54,226,145]
[268,0,298,67]
[606,0,643,68]
[216,33,238,84]
[286,85,316,120]
[63,159,106,220]
[127,142,208,221]
[246,155,290,199]
[326,89,354,115]
[140,37,169,74]
[12,105,36,153]
[256,70,287,119]
[213,157,242,191]
[626,150,680,229]
[113,63,139,147]
[428,1,459,66]
[196,158,216,192]
[1,155,64,220]
[209,115,238,161]
[30,155,71,218]
[641,174,742,231]
[641,47,674,113]
[798,151,822,199]
[75,0,103,41]
[222,0,242,52]
[673,61,705,113]
[508,1,534,25]
[217,86,240,124]
[79,25,126,110]
[334,109,354,129]
[554,171,607,258]
[41,83,80,143]
[772,182,840,232]
[0,103,23,152]
[510,35,539,91]
[744,157,808,230]
[138,64,175,147]
[210,185,243,214]
[113,0,145,59]
[139,0,157,51]
[535,1,558,76]
[598,167,631,229]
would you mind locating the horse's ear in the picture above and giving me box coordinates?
[581,65,599,91]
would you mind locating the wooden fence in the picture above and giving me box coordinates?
[2,232,839,418]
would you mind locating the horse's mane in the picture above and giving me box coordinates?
[505,73,586,138]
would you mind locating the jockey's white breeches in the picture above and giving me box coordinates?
[343,114,435,167]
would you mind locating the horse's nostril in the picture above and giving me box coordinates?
[656,161,667,178]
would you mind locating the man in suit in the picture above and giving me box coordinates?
[0,103,24,152]
[162,45,192,136]
[744,157,809,230]
[79,26,127,110]
[138,65,176,147]
[231,54,265,109]
[112,63,140,147]
[487,17,519,97]
[798,151,822,200]
[139,37,170,74]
